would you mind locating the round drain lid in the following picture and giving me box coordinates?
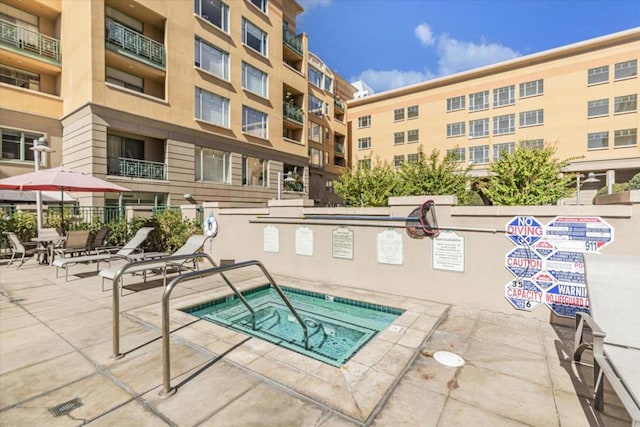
[433,351,465,367]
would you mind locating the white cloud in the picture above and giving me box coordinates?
[436,33,520,75]
[352,69,435,93]
[414,23,435,46]
[297,0,332,11]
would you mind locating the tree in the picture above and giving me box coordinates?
[482,145,575,205]
[396,148,472,204]
[334,156,399,207]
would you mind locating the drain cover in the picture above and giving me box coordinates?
[433,351,465,367]
[49,398,83,417]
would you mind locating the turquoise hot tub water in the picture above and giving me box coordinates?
[182,285,404,367]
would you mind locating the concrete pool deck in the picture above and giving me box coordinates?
[0,259,633,426]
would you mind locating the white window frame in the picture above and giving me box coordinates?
[407,129,419,143]
[195,87,229,128]
[587,99,609,118]
[194,0,229,33]
[394,131,405,145]
[493,114,515,135]
[493,85,515,107]
[308,95,324,116]
[588,66,609,85]
[468,91,489,112]
[242,105,268,139]
[357,137,371,150]
[308,66,323,88]
[614,94,637,114]
[323,75,332,92]
[469,145,489,164]
[0,64,40,91]
[242,62,268,97]
[394,108,405,121]
[614,128,637,147]
[195,38,229,81]
[308,121,322,144]
[248,0,268,13]
[358,116,371,128]
[407,105,419,119]
[446,148,465,162]
[587,132,609,150]
[614,60,637,80]
[358,158,371,169]
[519,79,543,98]
[469,118,489,138]
[519,139,544,150]
[0,127,43,163]
[407,153,419,163]
[447,122,465,137]
[519,109,543,127]
[446,95,465,112]
[309,147,324,168]
[493,142,515,161]
[242,18,268,56]
[195,146,231,183]
[393,155,404,168]
[242,156,267,186]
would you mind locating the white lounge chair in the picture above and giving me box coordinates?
[99,234,212,295]
[52,227,156,281]
[574,253,640,425]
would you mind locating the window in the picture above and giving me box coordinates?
[248,0,267,13]
[242,156,267,186]
[407,129,419,143]
[614,128,637,147]
[308,67,323,88]
[309,147,323,168]
[195,87,229,127]
[407,105,419,119]
[519,79,543,98]
[468,90,489,111]
[358,158,371,169]
[447,122,465,137]
[195,147,231,183]
[446,147,465,162]
[520,139,544,150]
[587,132,609,150]
[357,137,371,150]
[519,109,543,127]
[393,155,404,168]
[194,0,229,32]
[407,153,419,163]
[493,114,515,135]
[587,99,609,117]
[195,38,229,80]
[446,95,465,112]
[614,94,637,113]
[242,62,268,97]
[0,64,39,91]
[394,108,405,121]
[614,60,637,80]
[358,116,371,128]
[308,95,324,116]
[588,66,609,85]
[308,121,322,143]
[394,132,404,145]
[493,142,515,161]
[107,135,144,161]
[493,85,515,107]
[469,118,489,138]
[323,75,332,92]
[242,19,267,56]
[106,67,143,92]
[0,128,42,162]
[469,145,489,164]
[242,105,268,138]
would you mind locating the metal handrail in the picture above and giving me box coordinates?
[0,18,61,63]
[105,17,165,67]
[160,260,309,397]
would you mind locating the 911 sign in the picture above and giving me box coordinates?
[545,216,614,253]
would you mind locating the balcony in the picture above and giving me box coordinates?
[108,157,166,180]
[105,18,165,70]
[334,98,345,111]
[283,102,304,125]
[334,142,345,156]
[283,27,303,57]
[0,19,60,64]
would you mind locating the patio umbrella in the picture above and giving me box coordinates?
[0,166,130,231]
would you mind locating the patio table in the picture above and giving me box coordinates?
[31,236,66,265]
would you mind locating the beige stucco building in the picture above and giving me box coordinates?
[0,0,353,209]
[347,29,640,204]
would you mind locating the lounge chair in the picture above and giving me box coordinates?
[52,227,156,281]
[54,229,91,259]
[4,232,47,269]
[99,234,212,295]
[574,253,640,425]
[87,226,111,254]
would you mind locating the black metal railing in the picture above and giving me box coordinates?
[108,157,166,180]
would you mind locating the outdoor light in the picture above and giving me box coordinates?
[183,193,192,200]
[576,170,615,205]
[277,171,297,200]
[29,137,56,232]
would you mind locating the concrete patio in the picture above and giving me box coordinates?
[0,257,632,426]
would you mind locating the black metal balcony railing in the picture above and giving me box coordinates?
[108,157,166,180]
[334,98,345,111]
[0,19,61,63]
[105,18,165,68]
[283,102,304,124]
[283,27,303,56]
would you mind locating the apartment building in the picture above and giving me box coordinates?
[0,0,352,209]
[347,29,640,201]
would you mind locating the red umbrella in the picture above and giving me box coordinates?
[0,166,130,231]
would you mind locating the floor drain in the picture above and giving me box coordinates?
[49,397,83,417]
[433,351,465,367]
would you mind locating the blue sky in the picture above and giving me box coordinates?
[296,0,640,93]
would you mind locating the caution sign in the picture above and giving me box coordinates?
[546,251,585,284]
[545,283,590,318]
[505,247,543,278]
[505,279,544,311]
[506,216,544,246]
[546,216,614,253]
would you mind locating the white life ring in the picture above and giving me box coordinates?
[205,213,218,237]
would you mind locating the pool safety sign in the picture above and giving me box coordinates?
[504,215,614,318]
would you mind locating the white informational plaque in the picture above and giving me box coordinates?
[295,226,313,256]
[377,229,403,265]
[263,225,279,253]
[432,230,465,272]
[332,227,354,259]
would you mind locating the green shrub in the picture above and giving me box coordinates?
[154,209,200,252]
[629,173,640,190]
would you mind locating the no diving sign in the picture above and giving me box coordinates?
[506,216,544,246]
